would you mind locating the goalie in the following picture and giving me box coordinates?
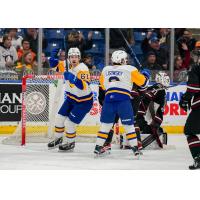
[47,47,93,151]
[134,71,169,149]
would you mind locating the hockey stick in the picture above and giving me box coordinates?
[64,35,69,72]
[142,130,167,149]
[118,29,143,70]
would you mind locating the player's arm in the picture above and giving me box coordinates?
[64,70,90,90]
[151,105,164,128]
[131,69,150,88]
[180,65,200,111]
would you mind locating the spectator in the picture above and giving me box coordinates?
[66,30,93,55]
[6,28,23,50]
[156,28,170,50]
[82,53,96,71]
[191,41,200,65]
[143,51,162,70]
[15,51,37,74]
[41,52,50,68]
[174,43,191,71]
[24,28,47,54]
[141,35,169,70]
[17,39,36,61]
[0,34,18,69]
[176,29,196,58]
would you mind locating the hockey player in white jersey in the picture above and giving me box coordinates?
[94,50,150,156]
[48,47,93,151]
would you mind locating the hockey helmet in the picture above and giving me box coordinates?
[68,47,81,59]
[111,50,128,65]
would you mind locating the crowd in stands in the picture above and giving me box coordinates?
[0,28,200,81]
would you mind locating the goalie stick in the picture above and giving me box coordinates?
[142,129,168,149]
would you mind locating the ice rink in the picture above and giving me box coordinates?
[0,134,193,170]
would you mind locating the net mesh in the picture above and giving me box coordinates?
[2,74,101,145]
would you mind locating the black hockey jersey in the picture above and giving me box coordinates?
[136,83,166,132]
[185,64,200,110]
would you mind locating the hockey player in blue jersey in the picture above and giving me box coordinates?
[94,50,150,156]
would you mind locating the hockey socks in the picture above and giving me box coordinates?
[187,135,200,159]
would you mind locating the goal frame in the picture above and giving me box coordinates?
[21,74,63,145]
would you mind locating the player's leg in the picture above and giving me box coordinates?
[184,109,200,170]
[94,102,116,155]
[48,100,72,149]
[103,115,119,150]
[117,100,141,156]
[59,100,93,151]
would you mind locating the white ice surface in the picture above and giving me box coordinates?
[0,135,193,170]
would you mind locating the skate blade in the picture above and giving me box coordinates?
[94,151,110,158]
[58,149,74,153]
[48,145,59,150]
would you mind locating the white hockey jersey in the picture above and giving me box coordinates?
[100,64,148,102]
[65,62,93,103]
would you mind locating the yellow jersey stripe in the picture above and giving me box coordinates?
[67,94,93,102]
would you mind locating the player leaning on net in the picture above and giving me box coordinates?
[179,64,200,169]
[47,47,93,151]
[94,50,150,156]
[135,72,169,149]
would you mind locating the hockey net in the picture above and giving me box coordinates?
[2,73,102,145]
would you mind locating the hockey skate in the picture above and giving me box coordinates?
[131,146,142,158]
[58,141,75,152]
[48,137,63,149]
[94,145,110,157]
[103,142,111,152]
[189,155,200,170]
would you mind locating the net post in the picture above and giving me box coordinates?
[21,75,33,145]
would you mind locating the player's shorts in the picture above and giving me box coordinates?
[184,109,200,135]
[58,99,93,124]
[100,100,134,125]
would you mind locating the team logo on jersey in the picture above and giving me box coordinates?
[26,92,46,115]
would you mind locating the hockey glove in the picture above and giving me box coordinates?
[141,68,151,80]
[49,57,59,68]
[49,48,61,68]
[179,93,191,112]
[50,48,60,58]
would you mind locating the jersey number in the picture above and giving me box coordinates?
[109,76,120,82]
[80,74,89,80]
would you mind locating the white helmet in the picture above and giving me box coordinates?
[68,47,81,59]
[111,50,128,64]
[155,71,170,87]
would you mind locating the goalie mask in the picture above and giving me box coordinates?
[155,72,170,87]
[111,50,128,65]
